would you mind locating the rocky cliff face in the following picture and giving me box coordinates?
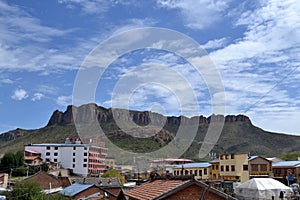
[47,103,252,126]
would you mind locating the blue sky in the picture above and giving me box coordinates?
[0,0,300,135]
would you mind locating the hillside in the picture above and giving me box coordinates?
[0,103,299,161]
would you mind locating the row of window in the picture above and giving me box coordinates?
[72,163,87,168]
[174,168,208,176]
[211,165,219,170]
[220,154,235,160]
[220,165,235,172]
[220,165,248,171]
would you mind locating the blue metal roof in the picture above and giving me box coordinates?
[272,161,300,167]
[59,183,93,197]
[174,162,211,169]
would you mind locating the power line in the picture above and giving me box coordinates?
[244,64,300,113]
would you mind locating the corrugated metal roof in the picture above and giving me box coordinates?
[272,161,300,167]
[59,183,93,197]
[248,156,258,161]
[26,143,87,147]
[174,162,211,169]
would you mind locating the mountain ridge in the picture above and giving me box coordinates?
[0,103,299,160]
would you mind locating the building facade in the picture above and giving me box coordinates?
[219,153,249,183]
[24,138,107,176]
[173,163,212,180]
[248,156,272,178]
[210,159,220,180]
[272,161,300,184]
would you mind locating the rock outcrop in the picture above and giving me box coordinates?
[47,103,252,126]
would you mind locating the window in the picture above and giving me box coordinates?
[216,165,219,170]
[73,158,75,162]
[225,155,229,159]
[251,164,259,171]
[46,158,50,162]
[231,165,235,171]
[204,168,207,175]
[190,170,193,175]
[260,164,267,171]
[46,152,50,156]
[54,159,57,162]
[84,152,87,156]
[84,159,87,162]
[54,147,58,150]
[73,152,75,156]
[54,152,58,156]
[231,154,234,159]
[220,155,223,160]
[199,170,202,176]
[243,165,248,171]
[221,166,224,172]
[73,164,75,168]
[212,165,215,170]
[84,147,87,150]
[46,146,50,150]
[226,165,229,172]
[73,147,76,150]
[83,164,87,168]
[195,170,198,176]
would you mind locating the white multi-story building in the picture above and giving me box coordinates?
[24,138,107,176]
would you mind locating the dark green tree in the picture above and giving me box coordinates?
[7,181,42,200]
[1,152,16,168]
[15,151,24,167]
[41,162,49,172]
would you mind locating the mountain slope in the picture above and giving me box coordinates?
[0,103,299,160]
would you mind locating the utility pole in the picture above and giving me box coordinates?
[9,168,13,189]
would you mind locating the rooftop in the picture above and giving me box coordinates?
[59,183,93,197]
[125,177,237,200]
[272,161,300,167]
[174,162,211,169]
[69,177,122,188]
[126,179,188,200]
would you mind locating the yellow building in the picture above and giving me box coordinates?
[105,157,115,169]
[173,162,211,180]
[210,159,220,180]
[219,153,249,183]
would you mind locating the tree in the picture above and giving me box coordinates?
[0,151,24,169]
[1,152,16,168]
[280,152,300,161]
[7,181,42,200]
[15,151,24,167]
[41,162,49,172]
[101,169,124,184]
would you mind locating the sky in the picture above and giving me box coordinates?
[0,0,300,136]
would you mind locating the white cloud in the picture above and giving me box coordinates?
[202,38,228,50]
[11,89,29,100]
[56,95,72,106]
[0,78,13,84]
[58,0,111,14]
[31,93,44,101]
[0,1,77,73]
[156,0,231,29]
[203,0,300,134]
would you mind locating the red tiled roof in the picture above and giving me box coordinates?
[125,179,188,200]
[24,156,42,161]
[25,149,41,154]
